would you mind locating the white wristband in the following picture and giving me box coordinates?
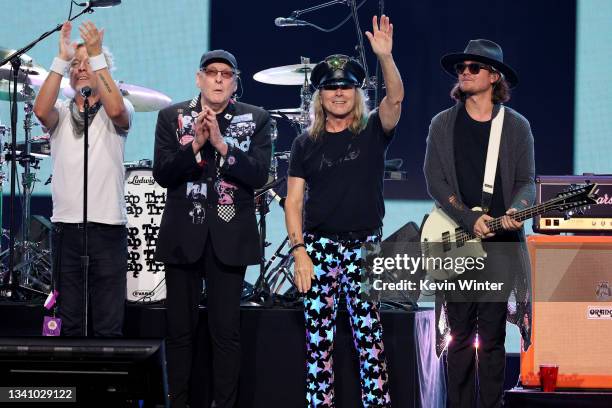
[50,57,70,76]
[89,53,108,71]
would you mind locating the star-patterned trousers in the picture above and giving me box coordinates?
[303,232,391,408]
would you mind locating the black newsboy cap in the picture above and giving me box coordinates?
[199,49,238,71]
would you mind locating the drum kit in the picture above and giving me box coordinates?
[0,46,173,301]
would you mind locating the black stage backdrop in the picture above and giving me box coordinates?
[210,0,576,199]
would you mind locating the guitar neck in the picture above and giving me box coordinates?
[485,201,552,233]
[456,200,559,243]
[443,184,594,244]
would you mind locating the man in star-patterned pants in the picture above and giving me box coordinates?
[303,233,391,407]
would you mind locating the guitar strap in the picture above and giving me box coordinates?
[481,106,505,213]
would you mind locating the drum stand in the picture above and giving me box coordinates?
[0,81,52,300]
[0,4,95,300]
[243,175,290,306]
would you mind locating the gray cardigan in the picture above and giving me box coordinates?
[424,102,536,234]
[423,101,536,354]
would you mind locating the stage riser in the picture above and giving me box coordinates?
[0,303,419,408]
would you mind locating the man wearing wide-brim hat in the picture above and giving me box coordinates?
[424,39,534,408]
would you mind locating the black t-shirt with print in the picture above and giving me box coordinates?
[289,110,394,233]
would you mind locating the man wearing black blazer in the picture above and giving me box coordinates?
[153,49,272,408]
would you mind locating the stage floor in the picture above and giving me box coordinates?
[505,388,612,407]
[0,302,426,408]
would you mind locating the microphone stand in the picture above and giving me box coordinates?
[347,0,372,89]
[0,5,95,299]
[290,0,347,18]
[286,0,372,90]
[81,90,91,336]
[374,0,385,105]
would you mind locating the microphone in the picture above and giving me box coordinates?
[80,86,92,98]
[77,0,121,7]
[274,17,308,27]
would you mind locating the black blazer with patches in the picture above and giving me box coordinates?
[153,97,272,266]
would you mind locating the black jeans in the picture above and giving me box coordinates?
[446,301,507,408]
[445,244,514,408]
[52,222,128,337]
[165,240,246,408]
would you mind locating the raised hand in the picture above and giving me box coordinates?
[59,21,76,61]
[78,21,104,57]
[365,15,393,57]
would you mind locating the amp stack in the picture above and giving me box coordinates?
[519,174,612,396]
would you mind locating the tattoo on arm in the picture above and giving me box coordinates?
[290,232,300,246]
[448,194,466,211]
[98,74,113,94]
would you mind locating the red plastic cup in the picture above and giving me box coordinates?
[539,364,559,392]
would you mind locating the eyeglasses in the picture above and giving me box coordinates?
[454,62,495,75]
[201,68,236,79]
[321,84,355,91]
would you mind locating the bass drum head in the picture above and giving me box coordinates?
[124,166,167,302]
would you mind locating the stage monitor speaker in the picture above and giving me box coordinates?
[378,221,423,306]
[0,337,168,407]
[521,235,612,389]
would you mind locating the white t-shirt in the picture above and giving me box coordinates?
[49,98,134,225]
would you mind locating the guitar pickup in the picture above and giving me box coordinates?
[455,227,464,247]
[442,231,451,252]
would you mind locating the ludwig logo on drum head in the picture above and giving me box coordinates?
[127,175,156,185]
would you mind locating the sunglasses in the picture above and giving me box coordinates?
[454,62,495,75]
[201,68,237,79]
[321,84,355,91]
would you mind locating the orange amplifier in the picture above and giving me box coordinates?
[534,175,612,233]
[521,235,612,389]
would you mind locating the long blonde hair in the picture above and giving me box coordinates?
[307,87,369,141]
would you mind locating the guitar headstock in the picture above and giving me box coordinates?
[551,183,599,218]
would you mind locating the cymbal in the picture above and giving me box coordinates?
[0,74,69,102]
[15,138,51,157]
[269,108,304,121]
[0,48,51,102]
[0,80,31,102]
[253,63,315,86]
[0,47,47,84]
[117,82,172,112]
[63,81,172,112]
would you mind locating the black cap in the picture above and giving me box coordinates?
[199,49,238,71]
[310,54,365,89]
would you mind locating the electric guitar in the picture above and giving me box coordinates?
[420,183,599,281]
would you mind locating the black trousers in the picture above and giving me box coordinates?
[445,243,515,408]
[52,223,128,337]
[446,301,507,408]
[165,239,246,408]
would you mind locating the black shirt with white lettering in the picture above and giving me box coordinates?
[289,110,394,233]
